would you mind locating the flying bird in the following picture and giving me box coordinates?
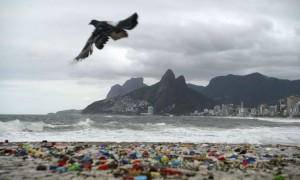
[74,13,138,61]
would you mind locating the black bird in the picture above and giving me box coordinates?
[74,13,138,61]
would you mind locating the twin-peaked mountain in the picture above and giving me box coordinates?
[126,69,215,114]
[82,70,215,115]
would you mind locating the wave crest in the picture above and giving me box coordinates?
[0,119,45,133]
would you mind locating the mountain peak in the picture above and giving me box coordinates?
[175,75,187,88]
[123,77,145,91]
[160,69,176,83]
[106,77,147,99]
[123,77,144,86]
[250,72,263,76]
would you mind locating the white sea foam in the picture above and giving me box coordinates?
[220,116,300,123]
[145,122,167,126]
[76,118,94,126]
[255,117,300,123]
[0,119,45,133]
[1,124,300,145]
[0,118,94,135]
[154,123,167,126]
[1,116,300,145]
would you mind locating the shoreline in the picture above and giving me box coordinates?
[1,141,300,180]
[2,140,300,146]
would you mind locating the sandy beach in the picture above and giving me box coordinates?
[0,141,300,180]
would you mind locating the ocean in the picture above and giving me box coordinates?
[0,114,300,145]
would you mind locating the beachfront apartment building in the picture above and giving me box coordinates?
[287,95,300,112]
[286,95,300,117]
[289,102,300,117]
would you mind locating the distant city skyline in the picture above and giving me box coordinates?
[1,0,300,114]
[198,95,300,118]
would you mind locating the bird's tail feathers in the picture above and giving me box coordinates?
[110,29,128,40]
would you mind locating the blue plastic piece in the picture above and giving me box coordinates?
[263,154,272,158]
[83,154,90,161]
[99,150,110,157]
[156,155,163,160]
[49,166,58,170]
[121,159,129,165]
[129,152,138,159]
[18,150,27,156]
[189,150,196,155]
[244,157,256,163]
[56,166,67,172]
[135,175,147,180]
[229,154,238,159]
[172,160,181,166]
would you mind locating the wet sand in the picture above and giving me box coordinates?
[1,141,300,180]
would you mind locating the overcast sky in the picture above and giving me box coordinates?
[1,0,299,114]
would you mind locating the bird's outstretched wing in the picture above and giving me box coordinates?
[94,32,110,49]
[75,29,109,61]
[116,13,138,30]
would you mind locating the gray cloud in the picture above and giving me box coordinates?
[0,0,299,114]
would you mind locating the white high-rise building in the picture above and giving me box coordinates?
[148,106,154,115]
[239,101,247,117]
[221,104,229,116]
[259,105,265,116]
[292,102,300,116]
[269,105,277,116]
[250,108,257,116]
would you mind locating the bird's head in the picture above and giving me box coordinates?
[89,20,99,27]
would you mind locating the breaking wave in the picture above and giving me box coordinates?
[76,118,94,126]
[0,118,95,133]
[1,115,300,144]
[0,119,45,132]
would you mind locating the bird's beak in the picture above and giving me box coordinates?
[89,23,91,25]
